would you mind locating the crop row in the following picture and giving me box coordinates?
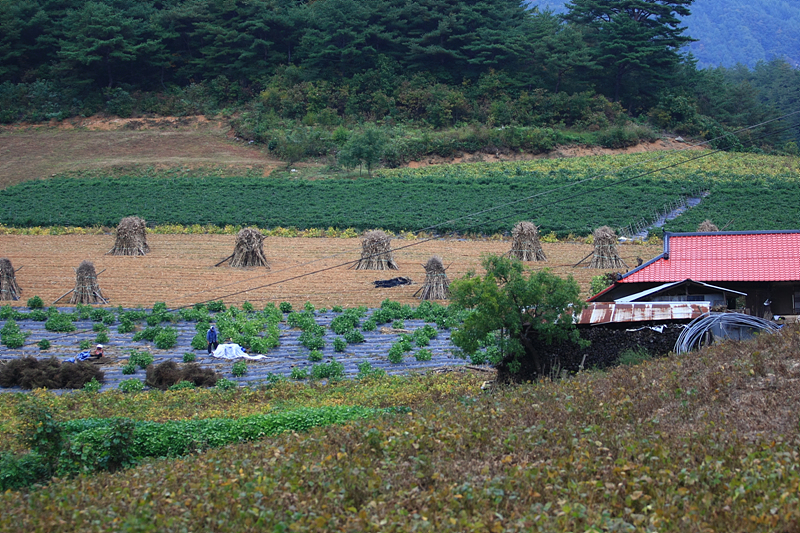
[1,153,797,235]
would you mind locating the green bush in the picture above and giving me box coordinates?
[28,309,48,321]
[311,359,345,380]
[299,328,325,350]
[231,360,248,377]
[242,301,255,312]
[415,349,433,361]
[129,350,154,369]
[154,327,178,349]
[617,347,652,366]
[121,363,137,375]
[1,319,28,348]
[215,378,237,391]
[95,332,109,345]
[117,319,135,334]
[191,331,208,350]
[331,305,343,313]
[207,300,226,312]
[392,319,405,329]
[279,302,293,313]
[79,340,91,350]
[82,377,102,393]
[45,313,75,333]
[356,361,386,380]
[308,349,324,362]
[38,339,51,350]
[27,296,44,309]
[119,379,144,393]
[290,367,309,380]
[344,329,365,344]
[388,343,407,364]
[132,326,161,342]
[362,319,377,332]
[92,323,108,333]
[333,337,347,352]
[183,352,197,363]
[169,380,196,391]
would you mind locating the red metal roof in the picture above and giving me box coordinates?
[621,230,800,283]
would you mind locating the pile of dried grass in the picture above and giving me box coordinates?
[589,226,627,269]
[218,228,270,268]
[108,216,150,256]
[414,256,450,300]
[0,258,21,301]
[509,221,546,262]
[69,261,108,304]
[145,361,220,390]
[0,357,104,389]
[697,219,719,232]
[355,230,398,270]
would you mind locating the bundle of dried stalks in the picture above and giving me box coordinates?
[355,230,398,270]
[108,216,150,256]
[509,221,546,261]
[69,261,108,304]
[697,219,719,232]
[0,258,21,301]
[414,256,450,300]
[228,228,269,268]
[589,226,628,269]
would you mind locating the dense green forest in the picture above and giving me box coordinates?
[0,0,798,153]
[532,0,800,69]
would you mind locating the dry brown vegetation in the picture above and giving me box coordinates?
[0,234,660,308]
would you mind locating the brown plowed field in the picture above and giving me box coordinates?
[0,235,661,308]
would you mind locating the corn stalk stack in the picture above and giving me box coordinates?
[108,216,150,256]
[69,261,108,304]
[414,256,450,300]
[509,221,546,261]
[225,228,270,268]
[697,219,719,232]
[0,258,21,301]
[589,226,628,269]
[354,230,398,270]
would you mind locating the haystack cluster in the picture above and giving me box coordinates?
[697,219,719,232]
[69,261,108,304]
[589,226,627,269]
[509,221,546,262]
[229,228,270,268]
[355,230,398,270]
[0,258,21,301]
[109,216,150,256]
[414,256,450,300]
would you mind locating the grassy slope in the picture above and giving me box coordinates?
[2,325,799,531]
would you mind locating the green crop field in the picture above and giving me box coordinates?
[1,151,797,236]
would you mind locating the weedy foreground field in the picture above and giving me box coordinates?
[2,324,799,532]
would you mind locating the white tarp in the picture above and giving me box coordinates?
[211,343,269,361]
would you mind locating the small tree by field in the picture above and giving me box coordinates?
[450,255,586,382]
[338,128,387,176]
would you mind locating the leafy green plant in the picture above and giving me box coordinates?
[290,367,309,380]
[215,378,237,391]
[121,363,137,375]
[45,313,75,333]
[95,332,109,345]
[231,360,248,377]
[169,380,196,391]
[311,359,345,380]
[279,302,293,313]
[242,301,254,312]
[299,328,325,350]
[154,327,178,349]
[82,377,102,393]
[617,346,652,366]
[1,319,28,348]
[79,340,91,350]
[37,339,51,350]
[118,379,144,393]
[331,305,343,313]
[117,319,135,334]
[183,352,197,363]
[388,343,406,364]
[129,350,154,369]
[362,319,377,332]
[392,319,405,329]
[343,329,365,344]
[27,296,44,309]
[308,349,324,362]
[356,361,386,380]
[415,349,433,361]
[92,322,108,333]
[303,301,315,312]
[333,337,347,352]
[207,300,226,312]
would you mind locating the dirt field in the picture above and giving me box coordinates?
[0,235,661,309]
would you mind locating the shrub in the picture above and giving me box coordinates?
[299,328,325,350]
[303,301,315,312]
[331,305,343,313]
[129,350,154,369]
[118,319,135,334]
[154,327,178,349]
[290,367,309,380]
[231,360,248,377]
[356,361,386,380]
[169,380,196,391]
[38,339,51,350]
[45,313,75,333]
[79,340,91,350]
[132,326,161,342]
[183,352,197,363]
[617,346,652,366]
[95,332,109,345]
[121,363,137,375]
[27,296,44,309]
[469,351,487,365]
[415,349,433,361]
[413,330,430,347]
[92,323,108,333]
[308,349,324,362]
[207,300,226,312]
[392,319,405,329]
[82,377,102,393]
[242,301,254,312]
[191,331,207,350]
[311,359,345,380]
[333,337,347,352]
[344,329,365,344]
[362,319,377,332]
[215,378,237,391]
[28,309,48,321]
[279,302,293,313]
[119,379,144,393]
[388,343,406,364]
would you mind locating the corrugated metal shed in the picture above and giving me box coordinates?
[578,302,709,325]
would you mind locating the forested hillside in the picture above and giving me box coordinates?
[0,0,797,158]
[530,0,800,68]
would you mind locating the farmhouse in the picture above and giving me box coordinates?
[588,230,800,318]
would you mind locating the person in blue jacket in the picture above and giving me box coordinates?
[206,325,219,354]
